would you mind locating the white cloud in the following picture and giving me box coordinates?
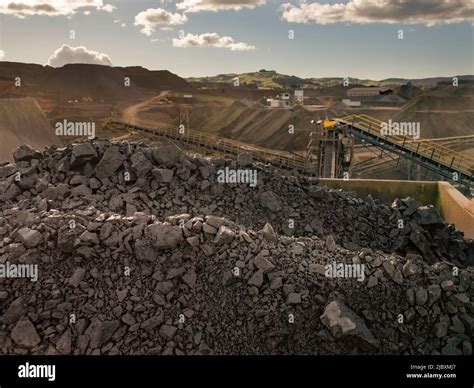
[280,0,474,26]
[177,0,267,12]
[47,45,112,67]
[134,8,188,36]
[0,0,115,17]
[0,50,6,60]
[172,32,256,51]
[121,23,126,28]
[100,3,115,13]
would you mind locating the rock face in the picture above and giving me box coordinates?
[0,139,472,356]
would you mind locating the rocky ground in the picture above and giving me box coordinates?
[0,140,472,355]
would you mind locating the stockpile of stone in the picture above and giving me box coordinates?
[0,140,472,355]
[1,140,472,266]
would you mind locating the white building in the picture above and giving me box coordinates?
[342,99,362,107]
[267,98,291,108]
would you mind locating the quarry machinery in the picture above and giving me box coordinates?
[307,119,354,178]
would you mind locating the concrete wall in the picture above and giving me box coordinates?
[437,182,474,239]
[320,178,474,239]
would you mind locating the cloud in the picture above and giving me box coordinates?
[0,50,6,60]
[280,0,474,26]
[0,0,115,17]
[172,32,256,51]
[134,8,188,36]
[47,45,112,67]
[177,0,267,13]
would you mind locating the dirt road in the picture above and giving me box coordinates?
[122,92,168,124]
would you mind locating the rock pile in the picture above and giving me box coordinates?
[0,140,472,355]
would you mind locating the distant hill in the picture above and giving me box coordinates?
[188,70,474,90]
[0,62,193,101]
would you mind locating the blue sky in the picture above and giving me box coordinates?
[0,0,472,79]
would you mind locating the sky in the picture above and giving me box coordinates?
[0,0,472,80]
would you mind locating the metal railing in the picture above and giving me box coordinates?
[338,114,474,182]
[106,119,312,173]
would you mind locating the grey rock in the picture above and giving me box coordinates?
[159,324,177,340]
[55,329,72,355]
[131,151,152,177]
[13,145,42,162]
[68,268,86,287]
[258,191,282,212]
[149,145,182,167]
[248,270,264,288]
[414,206,444,226]
[71,184,92,197]
[144,222,183,250]
[254,253,275,273]
[182,270,197,289]
[95,146,126,180]
[11,319,41,348]
[71,143,97,168]
[237,153,253,167]
[326,235,337,252]
[152,168,174,183]
[141,313,164,331]
[122,313,136,326]
[441,280,455,292]
[156,281,174,294]
[415,288,428,306]
[18,227,43,249]
[287,292,302,305]
[260,223,277,242]
[427,284,441,306]
[86,319,120,349]
[2,297,26,324]
[214,226,235,245]
[320,300,379,348]
[270,277,283,289]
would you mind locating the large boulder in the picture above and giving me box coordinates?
[148,145,182,167]
[413,206,444,226]
[70,143,97,168]
[131,151,153,177]
[258,191,283,212]
[95,146,126,180]
[320,300,379,348]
